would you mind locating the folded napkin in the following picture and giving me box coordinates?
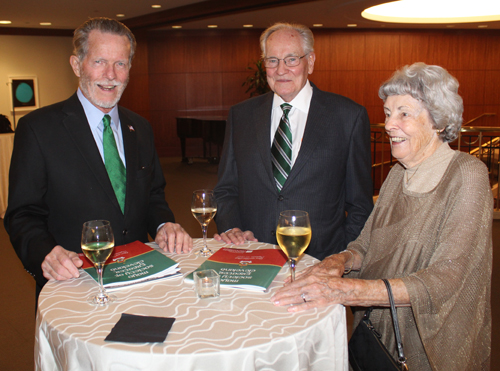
[105,313,176,343]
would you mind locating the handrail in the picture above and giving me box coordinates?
[463,113,496,126]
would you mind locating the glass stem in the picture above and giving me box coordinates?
[96,263,106,298]
[290,259,296,281]
[202,224,208,250]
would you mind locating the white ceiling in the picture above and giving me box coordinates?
[1,0,499,31]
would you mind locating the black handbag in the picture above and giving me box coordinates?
[348,279,408,371]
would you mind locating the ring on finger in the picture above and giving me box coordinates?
[301,293,307,303]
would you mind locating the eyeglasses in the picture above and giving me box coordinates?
[263,54,308,68]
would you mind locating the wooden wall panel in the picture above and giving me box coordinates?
[485,35,500,71]
[133,29,500,156]
[150,73,187,111]
[329,70,366,104]
[185,73,223,114]
[220,31,261,72]
[185,32,222,73]
[309,71,331,92]
[222,71,253,108]
[446,33,488,71]
[484,71,500,106]
[148,32,188,74]
[328,32,366,71]
[452,70,486,106]
[364,33,400,71]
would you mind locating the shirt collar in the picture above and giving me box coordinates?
[77,88,120,130]
[272,80,312,114]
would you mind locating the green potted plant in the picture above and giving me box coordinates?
[242,59,271,97]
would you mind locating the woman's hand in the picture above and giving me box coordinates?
[284,254,346,284]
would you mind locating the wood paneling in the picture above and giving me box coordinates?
[125,28,500,155]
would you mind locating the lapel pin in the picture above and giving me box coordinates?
[128,125,135,132]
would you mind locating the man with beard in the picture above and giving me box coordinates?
[4,18,192,300]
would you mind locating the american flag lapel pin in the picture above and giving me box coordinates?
[128,125,135,132]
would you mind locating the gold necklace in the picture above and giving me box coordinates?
[405,162,422,185]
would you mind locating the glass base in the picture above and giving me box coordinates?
[87,293,117,306]
[195,247,213,257]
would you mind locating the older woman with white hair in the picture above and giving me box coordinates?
[271,62,492,370]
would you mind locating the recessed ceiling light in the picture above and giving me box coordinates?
[362,0,500,24]
[347,24,357,27]
[313,24,323,27]
[0,20,12,25]
[116,14,125,18]
[151,5,161,9]
[172,25,182,29]
[243,24,253,28]
[207,25,218,28]
[40,22,52,26]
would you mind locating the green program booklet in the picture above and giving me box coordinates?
[186,248,288,292]
[79,241,180,289]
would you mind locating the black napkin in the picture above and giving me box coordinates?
[105,313,176,343]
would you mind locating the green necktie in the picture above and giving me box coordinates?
[271,103,293,191]
[102,114,126,213]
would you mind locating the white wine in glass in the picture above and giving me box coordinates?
[276,210,311,281]
[81,220,116,305]
[191,190,217,257]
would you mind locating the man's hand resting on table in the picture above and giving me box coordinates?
[214,227,258,245]
[155,222,193,254]
[42,245,83,281]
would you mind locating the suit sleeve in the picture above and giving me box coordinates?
[344,106,373,244]
[145,143,176,238]
[213,108,243,233]
[4,119,58,288]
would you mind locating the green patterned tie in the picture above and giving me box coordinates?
[271,103,293,191]
[102,115,126,213]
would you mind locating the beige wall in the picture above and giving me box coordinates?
[0,35,78,128]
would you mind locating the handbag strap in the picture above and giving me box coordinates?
[382,279,408,370]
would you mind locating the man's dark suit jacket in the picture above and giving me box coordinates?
[214,84,373,260]
[4,93,175,291]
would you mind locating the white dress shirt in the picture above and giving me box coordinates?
[77,88,126,167]
[270,81,313,167]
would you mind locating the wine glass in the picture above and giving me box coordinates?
[81,220,116,305]
[191,189,217,257]
[276,210,312,281]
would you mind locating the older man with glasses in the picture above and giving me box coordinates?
[214,22,373,260]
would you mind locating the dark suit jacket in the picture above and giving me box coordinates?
[4,93,175,290]
[214,84,373,260]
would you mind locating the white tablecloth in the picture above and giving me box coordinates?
[0,133,14,218]
[36,239,348,371]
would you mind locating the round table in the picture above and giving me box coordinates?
[36,239,348,371]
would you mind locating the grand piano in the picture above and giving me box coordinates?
[176,116,227,163]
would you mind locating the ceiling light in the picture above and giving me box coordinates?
[0,20,12,24]
[116,14,125,18]
[362,0,500,24]
[243,24,253,28]
[313,24,323,27]
[207,25,218,28]
[151,5,161,9]
[347,24,357,27]
[40,22,52,26]
[478,25,488,28]
[172,25,182,29]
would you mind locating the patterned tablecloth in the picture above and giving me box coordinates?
[36,239,348,371]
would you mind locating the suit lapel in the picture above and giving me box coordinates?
[284,87,329,188]
[253,93,275,185]
[61,94,122,213]
[119,109,138,216]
